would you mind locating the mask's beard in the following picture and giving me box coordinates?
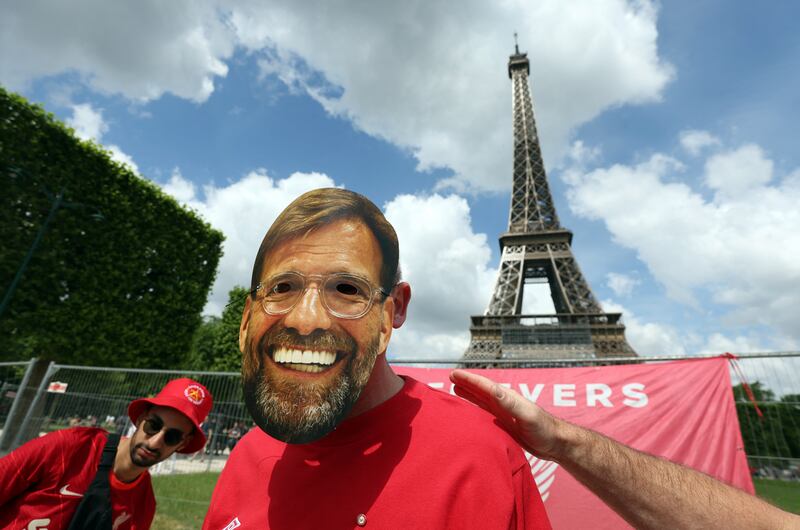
[242,325,381,444]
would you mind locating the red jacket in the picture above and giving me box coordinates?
[0,427,155,530]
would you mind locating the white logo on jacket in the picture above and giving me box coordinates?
[58,484,83,497]
[113,511,132,530]
[221,517,241,530]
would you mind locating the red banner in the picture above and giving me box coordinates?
[394,357,752,529]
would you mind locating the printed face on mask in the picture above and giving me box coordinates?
[239,219,393,444]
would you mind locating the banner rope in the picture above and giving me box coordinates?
[723,352,764,419]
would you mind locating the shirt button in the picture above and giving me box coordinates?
[356,513,367,526]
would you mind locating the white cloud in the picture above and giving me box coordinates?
[66,103,139,173]
[0,0,233,102]
[602,300,688,356]
[699,333,764,355]
[2,1,673,192]
[520,282,557,315]
[162,170,198,204]
[389,329,471,364]
[567,140,602,167]
[384,193,497,359]
[697,333,800,398]
[704,144,773,197]
[106,146,139,173]
[68,103,108,141]
[565,140,800,346]
[606,272,640,297]
[233,0,673,192]
[604,299,793,359]
[3,0,681,357]
[161,169,338,314]
[679,129,720,156]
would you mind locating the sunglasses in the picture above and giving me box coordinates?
[141,416,188,446]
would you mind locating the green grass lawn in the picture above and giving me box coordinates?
[150,473,799,528]
[754,478,800,515]
[151,472,219,530]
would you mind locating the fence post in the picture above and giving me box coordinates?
[10,361,58,450]
[0,358,44,451]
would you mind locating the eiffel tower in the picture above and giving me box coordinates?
[463,43,637,362]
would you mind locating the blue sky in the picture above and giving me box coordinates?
[2,0,798,360]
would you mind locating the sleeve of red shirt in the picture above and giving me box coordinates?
[0,430,63,506]
[512,460,552,530]
[141,495,156,529]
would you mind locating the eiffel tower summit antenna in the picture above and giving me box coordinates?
[463,44,637,363]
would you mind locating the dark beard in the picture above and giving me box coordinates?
[242,325,380,444]
[130,442,161,467]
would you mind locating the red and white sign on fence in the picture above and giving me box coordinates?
[46,381,68,393]
[395,356,752,529]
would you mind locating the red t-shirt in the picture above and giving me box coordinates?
[203,376,551,529]
[0,427,155,530]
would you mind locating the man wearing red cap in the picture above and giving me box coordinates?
[0,377,212,530]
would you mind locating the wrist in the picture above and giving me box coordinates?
[549,418,590,466]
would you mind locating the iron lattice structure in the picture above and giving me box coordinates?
[463,47,637,363]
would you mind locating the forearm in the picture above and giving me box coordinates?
[450,369,799,529]
[554,421,798,530]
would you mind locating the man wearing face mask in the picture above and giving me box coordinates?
[0,378,212,530]
[203,188,552,529]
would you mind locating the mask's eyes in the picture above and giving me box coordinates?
[335,281,361,296]
[271,281,293,294]
[264,275,302,299]
[327,276,371,300]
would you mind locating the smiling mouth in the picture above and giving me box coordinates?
[271,347,339,374]
[138,446,158,459]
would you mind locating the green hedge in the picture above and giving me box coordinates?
[0,87,223,368]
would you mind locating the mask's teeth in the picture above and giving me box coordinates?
[284,363,325,373]
[273,348,337,367]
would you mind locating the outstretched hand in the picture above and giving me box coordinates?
[452,370,800,530]
[449,369,566,462]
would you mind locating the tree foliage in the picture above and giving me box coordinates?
[733,381,775,402]
[187,286,248,372]
[0,87,224,368]
[733,382,800,461]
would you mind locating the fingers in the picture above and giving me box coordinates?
[450,369,498,397]
[492,382,537,423]
[450,369,503,413]
[451,369,529,418]
[452,383,491,410]
[451,369,518,426]
[450,369,562,461]
[454,383,522,437]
